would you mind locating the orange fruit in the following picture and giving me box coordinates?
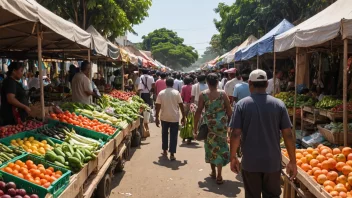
[56,170,62,176]
[348,176,352,185]
[305,154,313,163]
[334,148,342,155]
[42,182,51,188]
[325,185,334,193]
[8,162,15,168]
[307,147,314,154]
[343,166,352,176]
[15,160,23,166]
[336,154,347,163]
[331,191,339,196]
[317,174,328,184]
[307,170,313,175]
[16,173,24,178]
[343,148,352,156]
[318,144,324,149]
[317,155,327,163]
[45,169,53,176]
[335,183,348,193]
[340,191,348,198]
[324,180,337,187]
[312,151,320,158]
[322,149,332,156]
[322,160,331,170]
[12,170,19,175]
[13,164,21,171]
[4,167,13,174]
[338,175,348,184]
[326,153,334,158]
[322,169,329,175]
[337,162,347,171]
[48,167,54,172]
[20,167,28,175]
[328,171,339,181]
[329,158,338,169]
[34,179,41,186]
[40,179,48,185]
[301,163,311,172]
[347,161,352,167]
[38,167,46,174]
[314,170,323,178]
[301,157,307,164]
[310,159,319,167]
[297,160,302,167]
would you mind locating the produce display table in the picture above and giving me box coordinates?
[57,118,140,198]
[281,154,331,198]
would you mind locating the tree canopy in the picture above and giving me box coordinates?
[213,0,336,52]
[37,0,152,39]
[141,28,198,70]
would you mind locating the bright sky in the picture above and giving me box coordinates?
[127,0,235,56]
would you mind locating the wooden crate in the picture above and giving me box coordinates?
[317,125,352,145]
[282,154,331,198]
[96,139,116,170]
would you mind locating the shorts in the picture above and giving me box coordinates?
[141,93,152,107]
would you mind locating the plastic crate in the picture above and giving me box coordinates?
[0,154,71,198]
[0,131,63,146]
[48,119,110,144]
[0,145,27,164]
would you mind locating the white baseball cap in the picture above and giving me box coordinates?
[249,69,267,82]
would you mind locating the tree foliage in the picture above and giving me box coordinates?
[213,0,336,51]
[37,0,152,39]
[141,28,198,70]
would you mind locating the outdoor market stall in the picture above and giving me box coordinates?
[272,0,352,197]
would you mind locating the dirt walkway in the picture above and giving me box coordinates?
[111,124,245,198]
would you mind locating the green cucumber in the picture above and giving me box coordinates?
[54,148,66,157]
[56,156,66,164]
[65,152,72,157]
[46,138,55,146]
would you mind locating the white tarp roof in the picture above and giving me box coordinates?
[86,26,108,57]
[0,0,91,51]
[275,0,352,52]
[225,35,257,63]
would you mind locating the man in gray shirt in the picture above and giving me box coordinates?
[228,69,297,198]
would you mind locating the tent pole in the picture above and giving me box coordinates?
[257,55,259,69]
[37,24,45,121]
[121,63,125,91]
[292,48,299,140]
[343,39,348,146]
[273,52,276,96]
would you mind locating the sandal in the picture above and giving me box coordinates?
[216,177,224,185]
[170,155,176,161]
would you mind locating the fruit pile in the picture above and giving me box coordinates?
[50,111,116,135]
[0,143,23,165]
[10,137,54,156]
[283,145,352,197]
[0,181,39,198]
[2,159,63,188]
[331,102,352,112]
[109,90,135,101]
[316,96,343,109]
[0,121,43,138]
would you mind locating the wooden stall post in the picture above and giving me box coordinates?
[273,52,276,96]
[343,39,348,146]
[37,24,45,121]
[121,63,125,91]
[292,48,299,140]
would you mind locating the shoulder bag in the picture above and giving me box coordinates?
[196,92,208,141]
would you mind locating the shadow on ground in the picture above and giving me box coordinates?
[111,170,126,190]
[179,142,202,149]
[198,176,243,198]
[153,156,188,170]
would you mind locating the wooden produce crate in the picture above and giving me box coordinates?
[282,153,331,198]
[303,106,316,113]
[317,125,352,145]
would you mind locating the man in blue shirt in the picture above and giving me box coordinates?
[229,69,296,198]
[233,73,250,103]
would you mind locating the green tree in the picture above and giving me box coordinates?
[141,28,198,70]
[37,0,152,39]
[213,0,336,51]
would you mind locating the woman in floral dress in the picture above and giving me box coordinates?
[193,73,233,184]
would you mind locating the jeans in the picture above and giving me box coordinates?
[161,121,179,154]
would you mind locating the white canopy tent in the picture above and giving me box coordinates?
[225,35,258,63]
[86,26,108,57]
[274,0,352,52]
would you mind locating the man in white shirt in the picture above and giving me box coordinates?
[266,71,283,95]
[71,61,96,104]
[155,78,185,160]
[28,71,40,90]
[191,74,208,105]
[138,69,155,137]
[173,73,183,93]
[224,68,243,104]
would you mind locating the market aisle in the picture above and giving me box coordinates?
[111,123,245,198]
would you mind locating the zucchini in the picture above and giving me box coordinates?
[68,157,83,168]
[65,152,72,157]
[46,138,55,146]
[73,153,82,162]
[54,148,66,157]
[56,156,66,164]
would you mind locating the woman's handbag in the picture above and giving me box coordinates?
[196,123,208,141]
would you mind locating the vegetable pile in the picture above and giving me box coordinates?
[2,159,63,188]
[50,111,116,135]
[0,143,23,165]
[0,181,39,198]
[331,102,352,112]
[109,90,135,101]
[315,96,343,109]
[275,92,316,107]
